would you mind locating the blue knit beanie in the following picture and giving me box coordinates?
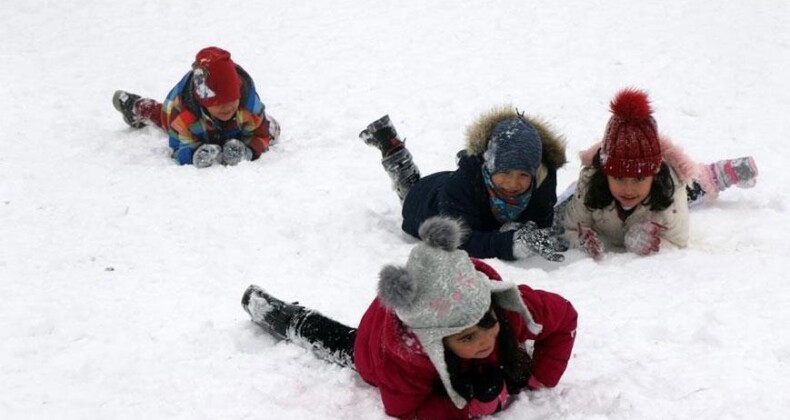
[483,118,542,176]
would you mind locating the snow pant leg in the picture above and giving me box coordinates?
[289,310,357,369]
[382,148,421,202]
[134,98,165,130]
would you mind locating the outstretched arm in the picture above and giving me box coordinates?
[516,284,577,387]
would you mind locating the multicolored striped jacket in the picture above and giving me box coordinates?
[161,65,274,165]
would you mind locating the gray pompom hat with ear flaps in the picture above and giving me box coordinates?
[377,216,543,409]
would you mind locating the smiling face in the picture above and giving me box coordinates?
[606,175,654,209]
[491,170,532,198]
[442,313,500,360]
[206,99,240,121]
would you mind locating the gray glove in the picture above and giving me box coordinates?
[512,221,569,262]
[192,144,222,168]
[221,139,253,166]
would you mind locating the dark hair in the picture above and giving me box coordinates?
[584,150,676,211]
[444,302,533,397]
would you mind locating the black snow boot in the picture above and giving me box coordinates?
[242,285,306,340]
[382,148,421,201]
[112,90,145,129]
[359,114,405,158]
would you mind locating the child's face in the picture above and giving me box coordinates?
[491,170,532,198]
[207,99,240,121]
[606,175,654,209]
[442,316,500,360]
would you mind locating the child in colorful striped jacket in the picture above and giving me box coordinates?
[112,46,279,168]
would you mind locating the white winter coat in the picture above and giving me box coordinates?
[560,136,705,251]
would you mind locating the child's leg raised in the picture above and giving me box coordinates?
[359,115,421,202]
[687,156,758,206]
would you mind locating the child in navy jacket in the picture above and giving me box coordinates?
[359,108,568,262]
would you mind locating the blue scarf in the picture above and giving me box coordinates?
[482,167,532,223]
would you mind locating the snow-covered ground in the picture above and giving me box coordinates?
[2,1,789,418]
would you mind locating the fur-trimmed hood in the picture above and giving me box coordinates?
[464,106,567,171]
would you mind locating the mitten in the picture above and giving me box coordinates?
[450,375,475,402]
[577,224,604,261]
[466,392,508,418]
[624,222,664,256]
[512,222,569,262]
[472,365,505,402]
[222,138,253,166]
[466,370,509,418]
[193,144,222,168]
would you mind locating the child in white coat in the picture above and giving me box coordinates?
[557,88,758,259]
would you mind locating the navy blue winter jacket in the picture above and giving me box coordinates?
[401,109,567,260]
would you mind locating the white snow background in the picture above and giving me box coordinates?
[1,1,789,419]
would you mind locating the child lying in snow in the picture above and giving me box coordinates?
[556,88,758,259]
[242,217,577,419]
[359,107,569,263]
[112,46,279,168]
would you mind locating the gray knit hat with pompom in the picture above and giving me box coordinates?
[377,216,542,409]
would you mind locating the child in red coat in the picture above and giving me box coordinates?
[112,46,279,167]
[242,217,577,419]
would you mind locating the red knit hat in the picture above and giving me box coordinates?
[599,88,662,177]
[191,47,241,107]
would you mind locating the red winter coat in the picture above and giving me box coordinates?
[353,259,577,419]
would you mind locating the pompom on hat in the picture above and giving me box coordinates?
[377,216,542,409]
[191,46,241,107]
[599,88,662,177]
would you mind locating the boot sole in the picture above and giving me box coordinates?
[112,90,145,129]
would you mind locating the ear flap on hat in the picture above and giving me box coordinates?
[490,282,543,335]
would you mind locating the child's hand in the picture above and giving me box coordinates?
[459,364,508,417]
[465,385,508,417]
[193,144,222,168]
[577,223,604,261]
[512,222,569,262]
[471,365,505,402]
[221,139,252,166]
[624,222,665,256]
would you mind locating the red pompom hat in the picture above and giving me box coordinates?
[599,88,662,177]
[191,47,241,107]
